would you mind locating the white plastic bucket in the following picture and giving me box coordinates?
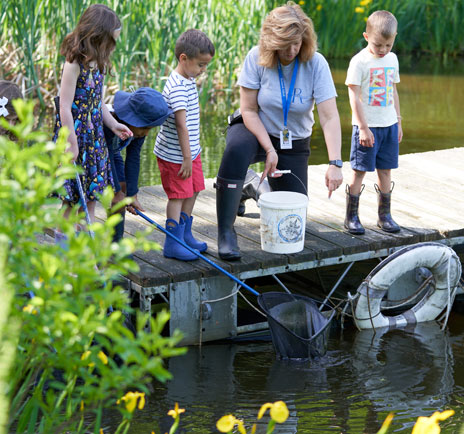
[258,191,308,254]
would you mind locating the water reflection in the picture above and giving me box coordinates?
[117,315,464,433]
[351,322,455,431]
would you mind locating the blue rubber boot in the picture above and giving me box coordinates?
[163,219,199,261]
[54,230,68,250]
[180,212,207,252]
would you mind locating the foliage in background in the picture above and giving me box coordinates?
[1,0,463,110]
[0,100,186,433]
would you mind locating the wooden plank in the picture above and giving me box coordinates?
[85,148,464,292]
[127,255,172,287]
[308,165,440,243]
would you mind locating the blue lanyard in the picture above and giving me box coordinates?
[277,57,299,128]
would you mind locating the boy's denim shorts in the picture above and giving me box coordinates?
[350,124,399,172]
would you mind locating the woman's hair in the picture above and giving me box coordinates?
[0,80,23,138]
[259,1,317,68]
[60,4,121,72]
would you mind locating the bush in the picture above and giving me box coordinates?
[0,100,186,434]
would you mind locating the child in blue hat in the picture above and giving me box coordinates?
[105,87,172,241]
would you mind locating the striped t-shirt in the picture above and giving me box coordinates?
[154,70,201,163]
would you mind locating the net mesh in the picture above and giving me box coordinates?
[258,292,334,361]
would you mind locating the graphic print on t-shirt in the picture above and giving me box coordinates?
[368,67,395,107]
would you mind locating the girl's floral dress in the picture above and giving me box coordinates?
[54,63,114,204]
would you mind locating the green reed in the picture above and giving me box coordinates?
[1,0,462,109]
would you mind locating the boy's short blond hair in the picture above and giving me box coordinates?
[366,10,398,38]
[258,1,317,68]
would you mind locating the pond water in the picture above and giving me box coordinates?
[135,57,464,187]
[107,311,464,433]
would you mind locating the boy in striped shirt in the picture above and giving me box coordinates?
[154,29,215,261]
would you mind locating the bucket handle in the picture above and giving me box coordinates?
[257,170,308,203]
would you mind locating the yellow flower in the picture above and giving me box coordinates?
[316,4,322,11]
[377,413,394,434]
[22,304,38,315]
[217,415,235,432]
[167,402,185,419]
[80,400,84,412]
[270,401,289,423]
[298,0,305,4]
[99,429,104,434]
[97,351,108,365]
[258,401,289,423]
[216,415,246,434]
[360,0,371,5]
[355,6,365,13]
[80,350,94,367]
[116,391,146,413]
[412,410,454,434]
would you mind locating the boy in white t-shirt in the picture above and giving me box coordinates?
[154,29,214,260]
[345,10,403,235]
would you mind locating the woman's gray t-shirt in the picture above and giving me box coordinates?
[237,46,337,140]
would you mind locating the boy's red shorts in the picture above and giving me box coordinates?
[157,154,205,199]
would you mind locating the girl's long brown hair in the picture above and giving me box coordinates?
[60,4,121,73]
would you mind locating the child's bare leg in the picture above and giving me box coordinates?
[180,192,198,217]
[86,200,96,223]
[62,201,73,220]
[349,169,366,195]
[55,202,73,245]
[377,169,392,193]
[166,198,183,222]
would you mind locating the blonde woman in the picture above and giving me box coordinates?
[216,2,343,260]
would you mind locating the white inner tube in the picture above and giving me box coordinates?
[354,242,462,329]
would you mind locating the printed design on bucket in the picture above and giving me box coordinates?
[277,214,303,243]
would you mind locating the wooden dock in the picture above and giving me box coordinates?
[96,148,464,344]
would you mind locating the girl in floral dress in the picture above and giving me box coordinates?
[54,4,132,225]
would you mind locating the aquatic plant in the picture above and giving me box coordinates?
[1,0,462,110]
[0,100,186,433]
[154,402,457,433]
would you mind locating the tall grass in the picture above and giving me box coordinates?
[1,0,462,109]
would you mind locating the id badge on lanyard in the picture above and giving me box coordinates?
[280,128,292,149]
[278,57,299,150]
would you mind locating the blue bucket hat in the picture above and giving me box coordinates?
[114,87,172,128]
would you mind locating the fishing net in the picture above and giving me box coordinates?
[258,292,335,361]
